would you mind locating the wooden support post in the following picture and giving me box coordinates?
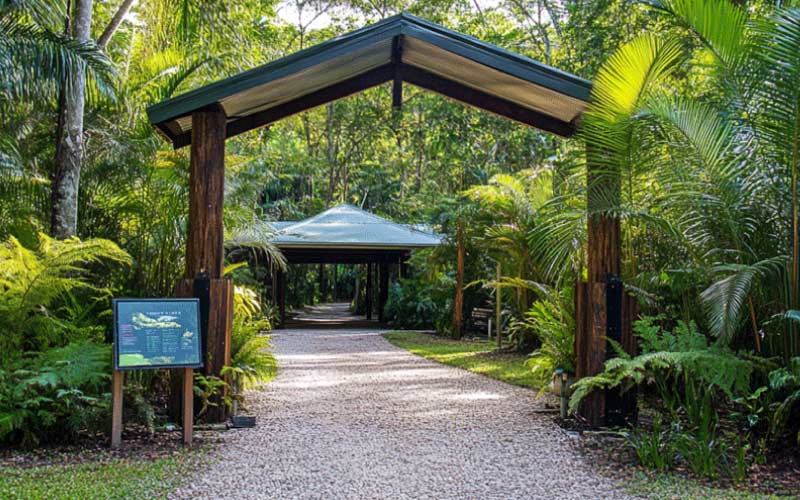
[333,263,338,301]
[277,270,286,325]
[496,262,502,349]
[113,368,194,448]
[111,370,123,448]
[187,104,226,279]
[354,265,361,313]
[182,367,194,446]
[366,263,373,320]
[378,260,389,323]
[318,263,326,302]
[579,147,623,427]
[175,104,232,423]
[452,221,465,339]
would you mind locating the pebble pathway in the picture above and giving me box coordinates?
[171,329,636,500]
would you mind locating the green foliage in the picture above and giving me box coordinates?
[229,315,277,391]
[226,283,278,411]
[519,285,576,391]
[569,317,753,413]
[0,233,130,357]
[0,452,202,500]
[625,414,674,471]
[0,0,115,103]
[385,276,453,332]
[0,342,111,446]
[192,373,231,421]
[767,357,800,444]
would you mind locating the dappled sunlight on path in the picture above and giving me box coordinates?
[170,329,636,500]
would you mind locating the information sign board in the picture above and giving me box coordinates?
[113,299,202,370]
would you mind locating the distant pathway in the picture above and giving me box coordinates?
[171,328,635,500]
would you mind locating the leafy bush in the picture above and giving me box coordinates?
[766,357,800,444]
[518,286,575,391]
[385,275,454,333]
[230,315,277,391]
[0,233,130,358]
[0,342,111,446]
[576,317,760,478]
[225,284,278,411]
[569,317,753,413]
[626,414,674,471]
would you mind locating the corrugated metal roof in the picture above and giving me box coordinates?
[270,204,442,249]
[267,221,297,231]
[147,12,591,148]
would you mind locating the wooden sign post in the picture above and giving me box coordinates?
[111,298,203,449]
[111,367,195,448]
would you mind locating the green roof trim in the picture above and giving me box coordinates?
[147,12,592,144]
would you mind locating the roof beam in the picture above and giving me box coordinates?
[169,59,578,148]
[398,63,577,137]
[391,35,404,110]
[280,248,407,264]
[172,64,395,148]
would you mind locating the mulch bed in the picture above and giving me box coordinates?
[0,425,223,469]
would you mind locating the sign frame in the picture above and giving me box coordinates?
[112,298,204,371]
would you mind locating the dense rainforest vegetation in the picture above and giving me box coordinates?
[2,0,800,488]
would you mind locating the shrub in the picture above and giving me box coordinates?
[0,342,111,446]
[518,285,575,391]
[226,284,278,411]
[385,275,454,332]
[0,233,130,359]
[569,317,753,414]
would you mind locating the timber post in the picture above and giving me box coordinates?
[366,262,373,320]
[495,262,502,349]
[577,147,636,427]
[378,260,389,323]
[452,221,465,339]
[276,269,286,326]
[175,103,233,424]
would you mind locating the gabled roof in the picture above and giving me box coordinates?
[147,12,591,148]
[270,203,442,249]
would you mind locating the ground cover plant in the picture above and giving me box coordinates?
[0,449,204,500]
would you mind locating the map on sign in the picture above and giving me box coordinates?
[113,299,203,370]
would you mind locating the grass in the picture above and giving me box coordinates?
[0,452,201,500]
[626,472,796,500]
[384,331,541,389]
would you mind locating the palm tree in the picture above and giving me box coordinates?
[572,0,800,359]
[0,1,113,104]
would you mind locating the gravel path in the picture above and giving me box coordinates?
[172,329,635,500]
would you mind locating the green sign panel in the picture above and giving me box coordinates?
[113,299,203,370]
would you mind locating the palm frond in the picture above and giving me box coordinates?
[701,255,788,343]
[0,14,115,102]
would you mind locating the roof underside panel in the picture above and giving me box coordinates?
[147,13,591,148]
[221,39,392,121]
[270,203,442,249]
[401,38,584,123]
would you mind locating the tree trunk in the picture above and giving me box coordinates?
[97,0,135,50]
[51,0,93,239]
